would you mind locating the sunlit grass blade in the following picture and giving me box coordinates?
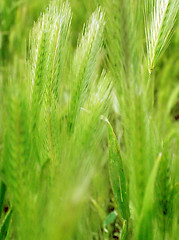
[0,209,12,240]
[121,220,127,240]
[135,153,162,240]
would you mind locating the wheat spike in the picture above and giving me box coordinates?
[145,0,179,73]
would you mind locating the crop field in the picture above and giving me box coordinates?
[0,0,179,239]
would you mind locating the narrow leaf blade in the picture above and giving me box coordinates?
[0,209,12,240]
[0,182,6,217]
[108,122,129,220]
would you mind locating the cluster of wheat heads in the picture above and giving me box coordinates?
[0,2,111,239]
[0,0,178,239]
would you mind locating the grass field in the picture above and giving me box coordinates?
[0,0,179,239]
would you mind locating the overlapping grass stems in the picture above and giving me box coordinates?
[0,0,178,239]
[104,0,179,239]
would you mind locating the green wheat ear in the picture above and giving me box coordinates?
[29,1,71,165]
[145,0,179,73]
[68,7,105,133]
[29,1,71,120]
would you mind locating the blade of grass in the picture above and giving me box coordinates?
[0,209,12,240]
[135,153,162,240]
[107,121,129,221]
[0,182,6,217]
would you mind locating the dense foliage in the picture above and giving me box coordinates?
[0,0,178,239]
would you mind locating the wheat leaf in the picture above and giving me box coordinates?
[108,122,129,220]
[135,153,162,240]
[0,209,12,240]
[0,182,6,217]
[121,220,127,240]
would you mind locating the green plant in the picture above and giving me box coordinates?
[0,0,178,239]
